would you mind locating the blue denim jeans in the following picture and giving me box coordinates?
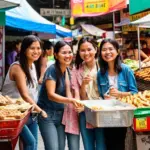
[38,110,80,150]
[20,115,38,150]
[79,112,106,150]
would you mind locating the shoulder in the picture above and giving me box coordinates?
[47,64,56,72]
[44,64,57,81]
[121,63,133,73]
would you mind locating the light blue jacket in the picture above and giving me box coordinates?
[97,63,138,98]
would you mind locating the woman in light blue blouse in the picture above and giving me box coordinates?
[97,39,138,150]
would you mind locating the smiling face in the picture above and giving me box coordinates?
[55,44,73,67]
[101,42,118,63]
[79,41,97,64]
[25,41,42,63]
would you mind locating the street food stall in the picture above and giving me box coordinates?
[0,95,32,150]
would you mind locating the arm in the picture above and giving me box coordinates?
[10,65,46,115]
[46,79,81,107]
[110,66,138,98]
[134,49,148,60]
[39,57,47,84]
[80,83,88,100]
[142,56,150,63]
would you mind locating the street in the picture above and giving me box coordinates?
[16,128,84,150]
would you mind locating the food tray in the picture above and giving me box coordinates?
[0,108,32,139]
[83,100,135,127]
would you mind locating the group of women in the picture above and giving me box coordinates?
[2,35,138,150]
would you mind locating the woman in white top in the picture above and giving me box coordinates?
[2,35,47,150]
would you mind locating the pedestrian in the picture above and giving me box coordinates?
[38,40,55,84]
[38,41,82,150]
[2,35,47,150]
[6,39,22,66]
[97,38,138,150]
[71,37,106,150]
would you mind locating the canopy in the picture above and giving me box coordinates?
[131,14,150,28]
[81,24,106,36]
[0,0,19,10]
[5,0,72,37]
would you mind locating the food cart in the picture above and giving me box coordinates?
[0,95,32,150]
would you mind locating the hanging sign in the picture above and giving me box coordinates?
[71,0,127,17]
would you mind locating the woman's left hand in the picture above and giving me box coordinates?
[109,88,121,98]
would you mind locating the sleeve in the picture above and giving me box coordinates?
[44,65,57,82]
[125,65,138,94]
[97,70,104,99]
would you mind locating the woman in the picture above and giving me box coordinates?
[38,41,82,150]
[125,41,148,61]
[39,40,55,84]
[97,39,138,150]
[2,35,47,150]
[72,37,105,150]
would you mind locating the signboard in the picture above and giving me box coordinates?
[40,9,71,17]
[71,0,127,17]
[130,10,150,21]
[129,0,150,15]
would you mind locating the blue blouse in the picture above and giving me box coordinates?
[97,63,138,98]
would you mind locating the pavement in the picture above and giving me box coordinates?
[15,128,84,150]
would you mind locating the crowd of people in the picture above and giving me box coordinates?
[2,35,140,150]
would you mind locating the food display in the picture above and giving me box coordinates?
[118,90,150,107]
[123,59,139,71]
[0,95,32,120]
[83,100,135,127]
[123,59,150,72]
[134,68,150,81]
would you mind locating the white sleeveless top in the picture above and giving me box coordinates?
[2,61,38,103]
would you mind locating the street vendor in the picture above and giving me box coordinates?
[125,40,148,61]
[2,35,47,150]
[97,39,138,150]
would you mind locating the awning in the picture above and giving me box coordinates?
[115,18,131,27]
[0,0,19,11]
[81,24,106,36]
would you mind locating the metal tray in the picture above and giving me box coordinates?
[83,100,135,127]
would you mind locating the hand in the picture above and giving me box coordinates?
[104,94,111,100]
[75,105,84,113]
[70,98,84,108]
[40,110,48,118]
[109,88,121,98]
[82,75,92,86]
[38,77,43,84]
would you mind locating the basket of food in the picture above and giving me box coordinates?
[0,95,32,139]
[83,99,135,127]
[134,67,150,91]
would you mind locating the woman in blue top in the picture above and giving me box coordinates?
[97,39,138,150]
[38,41,82,150]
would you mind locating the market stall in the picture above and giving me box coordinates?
[131,14,150,69]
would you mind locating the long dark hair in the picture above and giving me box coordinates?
[42,40,53,57]
[19,35,42,86]
[54,41,71,87]
[75,37,98,69]
[99,39,122,74]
